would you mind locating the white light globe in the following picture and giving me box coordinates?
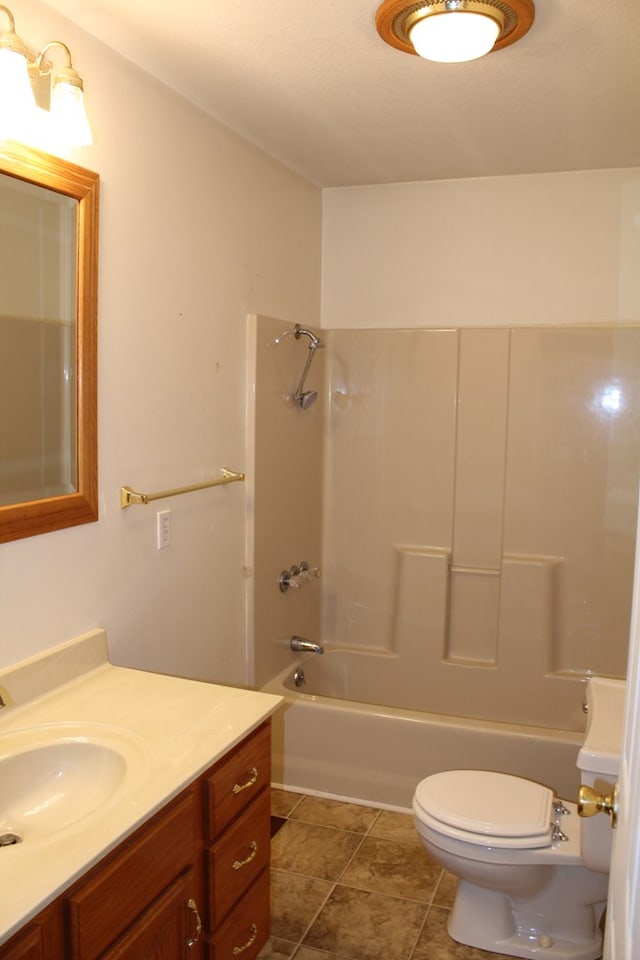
[410,11,501,62]
[0,47,36,140]
[50,81,93,147]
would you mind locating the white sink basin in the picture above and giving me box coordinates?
[0,725,144,840]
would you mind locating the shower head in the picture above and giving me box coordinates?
[296,389,318,409]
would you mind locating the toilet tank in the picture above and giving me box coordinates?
[577,677,626,872]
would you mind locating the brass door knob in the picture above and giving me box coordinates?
[578,784,618,829]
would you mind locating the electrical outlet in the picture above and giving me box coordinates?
[156,510,171,550]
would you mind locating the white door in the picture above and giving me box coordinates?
[604,504,640,958]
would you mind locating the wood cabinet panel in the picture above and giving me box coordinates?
[204,724,270,842]
[207,789,270,927]
[66,789,196,960]
[0,903,63,960]
[0,928,42,960]
[101,869,200,960]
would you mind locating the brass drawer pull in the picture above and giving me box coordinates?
[186,898,202,948]
[232,923,258,956]
[232,840,258,870]
[232,767,258,795]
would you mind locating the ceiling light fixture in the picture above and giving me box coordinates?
[376,0,535,64]
[0,4,92,148]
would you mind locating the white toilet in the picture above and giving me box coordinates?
[413,677,625,960]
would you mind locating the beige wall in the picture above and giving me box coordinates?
[0,1,321,678]
[322,169,640,329]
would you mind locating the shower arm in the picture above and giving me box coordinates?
[293,346,317,401]
[294,323,322,349]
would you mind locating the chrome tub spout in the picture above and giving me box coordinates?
[290,635,324,655]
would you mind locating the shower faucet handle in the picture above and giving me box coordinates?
[279,562,321,593]
[298,561,321,582]
[279,565,302,591]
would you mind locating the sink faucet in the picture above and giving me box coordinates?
[290,635,324,655]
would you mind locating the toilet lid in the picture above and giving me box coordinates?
[414,770,554,841]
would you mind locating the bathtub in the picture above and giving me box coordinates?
[262,650,584,810]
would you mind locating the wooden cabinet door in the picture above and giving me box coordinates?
[101,870,202,960]
[0,928,43,960]
[0,905,63,960]
[66,789,196,960]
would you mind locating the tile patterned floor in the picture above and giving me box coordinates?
[257,789,513,960]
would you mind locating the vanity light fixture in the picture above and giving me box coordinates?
[376,0,535,63]
[34,41,93,147]
[0,5,92,148]
[0,5,35,139]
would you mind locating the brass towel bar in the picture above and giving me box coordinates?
[120,468,245,509]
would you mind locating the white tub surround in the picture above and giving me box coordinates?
[0,630,282,946]
[250,322,636,730]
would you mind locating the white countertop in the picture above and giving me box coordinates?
[0,629,282,946]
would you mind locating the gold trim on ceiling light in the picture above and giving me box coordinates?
[376,0,535,58]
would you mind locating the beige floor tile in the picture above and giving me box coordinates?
[271,820,363,881]
[411,907,513,960]
[256,936,298,959]
[303,885,426,960]
[369,809,420,845]
[340,836,442,902]
[270,869,333,943]
[433,870,458,907]
[294,948,352,960]
[272,788,304,818]
[291,795,379,833]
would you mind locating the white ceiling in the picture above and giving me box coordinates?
[42,0,640,187]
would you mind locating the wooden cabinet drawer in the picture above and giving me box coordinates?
[209,870,269,960]
[207,789,270,927]
[66,789,197,960]
[204,723,270,841]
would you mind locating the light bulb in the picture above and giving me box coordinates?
[0,46,36,139]
[50,77,93,147]
[410,11,501,63]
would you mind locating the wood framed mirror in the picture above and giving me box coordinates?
[0,143,98,543]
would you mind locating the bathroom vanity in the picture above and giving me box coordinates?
[0,631,281,959]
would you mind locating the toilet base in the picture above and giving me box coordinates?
[448,879,605,960]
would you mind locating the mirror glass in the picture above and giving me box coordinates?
[0,176,78,505]
[0,144,98,543]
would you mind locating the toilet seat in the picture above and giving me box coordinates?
[414,770,555,849]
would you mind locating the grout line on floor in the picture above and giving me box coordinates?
[291,876,339,955]
[268,787,457,960]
